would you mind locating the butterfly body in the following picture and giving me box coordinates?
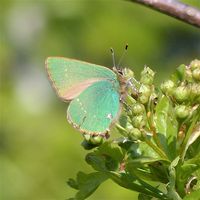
[46,57,126,136]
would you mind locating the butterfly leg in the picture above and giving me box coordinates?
[120,95,131,112]
[126,77,139,96]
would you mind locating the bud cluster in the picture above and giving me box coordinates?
[117,60,200,144]
[117,66,156,140]
[161,60,200,119]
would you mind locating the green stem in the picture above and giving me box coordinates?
[109,171,167,199]
[144,137,169,160]
[136,177,168,199]
[145,101,167,154]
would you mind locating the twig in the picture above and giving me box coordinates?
[128,0,200,28]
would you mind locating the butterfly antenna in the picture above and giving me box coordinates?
[117,43,128,68]
[110,47,116,68]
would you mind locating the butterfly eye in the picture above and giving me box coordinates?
[118,69,124,75]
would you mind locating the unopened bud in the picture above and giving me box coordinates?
[138,84,151,104]
[132,103,145,115]
[161,80,175,95]
[185,67,193,82]
[132,115,146,128]
[173,85,190,103]
[189,59,200,71]
[190,83,200,97]
[192,68,200,81]
[175,105,190,119]
[81,135,103,150]
[140,66,155,85]
[90,135,103,145]
[129,128,142,140]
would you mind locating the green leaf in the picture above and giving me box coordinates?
[127,160,168,183]
[154,96,178,160]
[67,172,108,200]
[193,169,200,190]
[187,137,200,158]
[125,140,170,183]
[67,178,79,190]
[108,171,166,199]
[178,153,200,183]
[182,124,200,160]
[138,141,161,158]
[170,64,186,83]
[180,110,200,160]
[138,193,153,200]
[183,189,200,200]
[85,142,124,172]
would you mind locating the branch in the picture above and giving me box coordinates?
[128,0,200,28]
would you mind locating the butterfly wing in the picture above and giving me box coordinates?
[45,57,117,101]
[67,80,120,134]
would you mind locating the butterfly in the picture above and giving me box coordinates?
[45,56,128,137]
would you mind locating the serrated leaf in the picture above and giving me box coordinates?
[67,172,108,200]
[138,141,161,158]
[67,178,79,189]
[85,142,124,172]
[154,96,178,160]
[183,189,200,200]
[126,160,169,183]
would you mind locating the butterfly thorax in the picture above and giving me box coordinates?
[113,67,131,96]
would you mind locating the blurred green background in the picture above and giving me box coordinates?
[1,0,200,199]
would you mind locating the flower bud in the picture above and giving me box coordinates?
[192,68,200,81]
[190,83,200,97]
[185,67,193,82]
[90,135,103,145]
[132,115,146,128]
[140,66,155,85]
[175,105,190,119]
[138,95,149,104]
[129,128,143,140]
[81,134,103,150]
[161,80,175,95]
[173,85,190,103]
[189,59,200,71]
[138,84,151,104]
[132,103,145,115]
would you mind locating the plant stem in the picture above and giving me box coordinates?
[127,0,200,28]
[144,137,169,160]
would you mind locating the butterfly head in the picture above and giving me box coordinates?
[110,44,133,83]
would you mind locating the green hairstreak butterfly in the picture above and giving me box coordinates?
[45,55,128,136]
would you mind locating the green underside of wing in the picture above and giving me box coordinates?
[46,57,117,99]
[67,80,120,133]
